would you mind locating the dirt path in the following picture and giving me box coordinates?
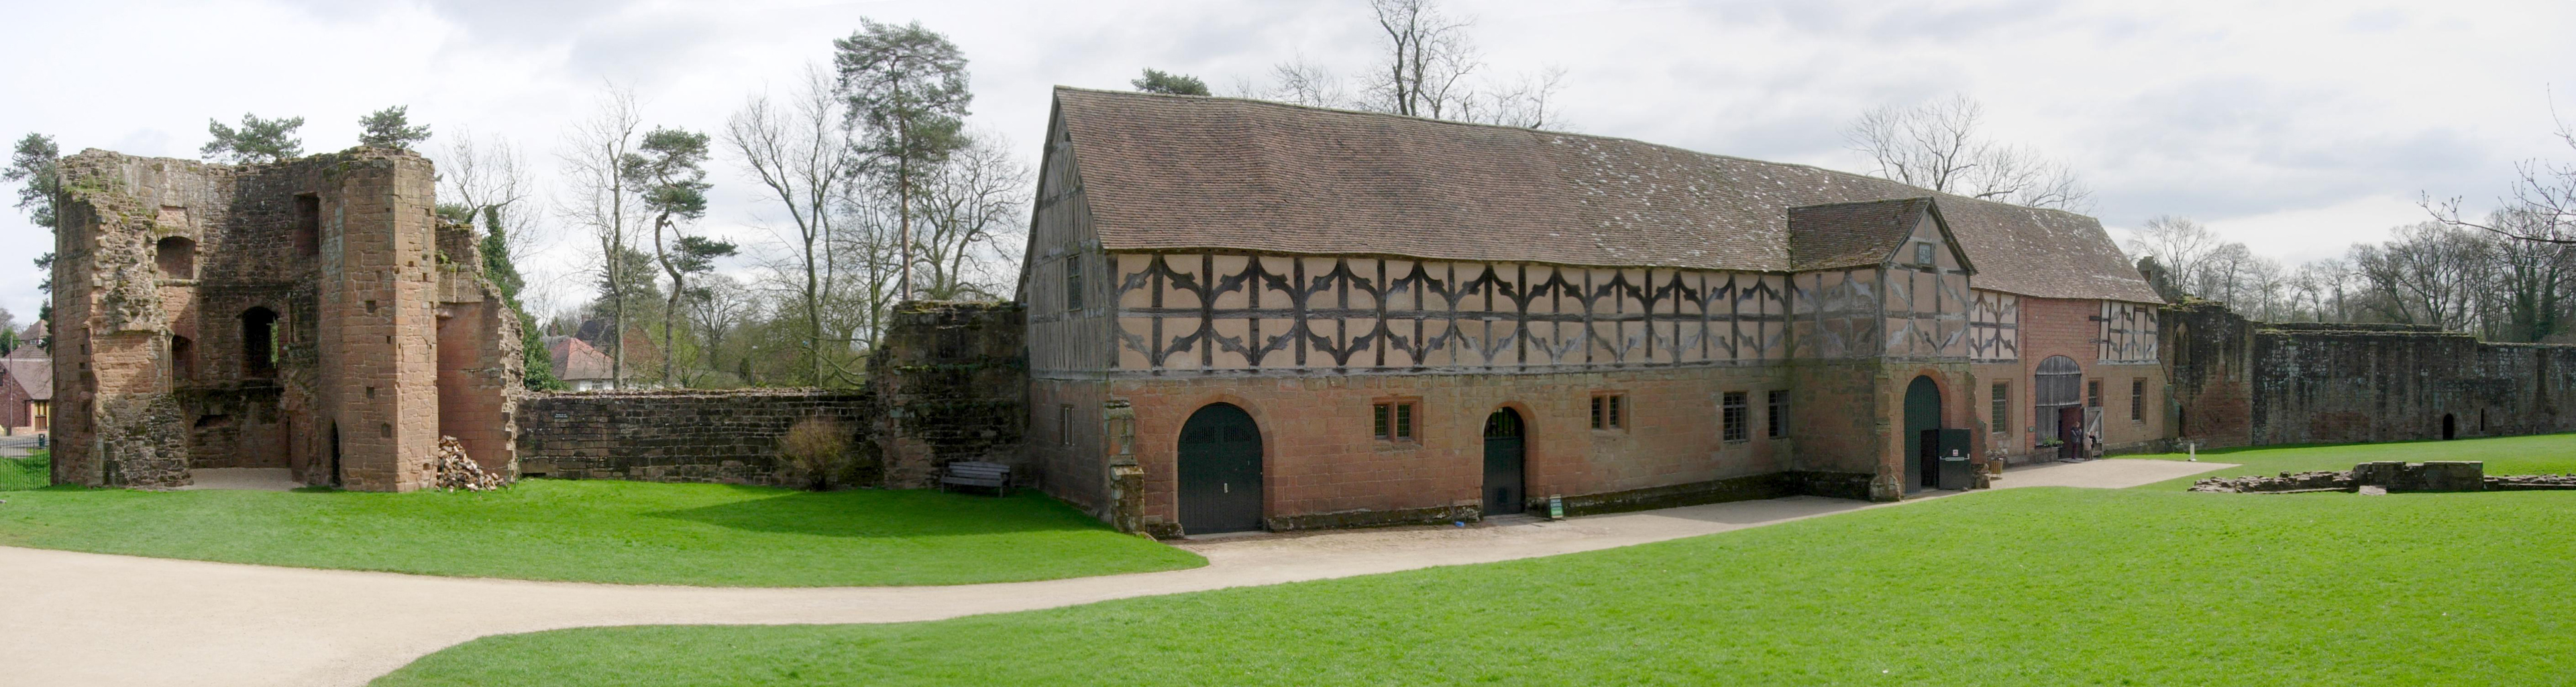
[0,458,2228,687]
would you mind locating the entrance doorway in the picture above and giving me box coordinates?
[2443,413,2457,440]
[1177,403,1264,533]
[1903,376,1941,490]
[2035,356,2082,460]
[1483,409,1526,515]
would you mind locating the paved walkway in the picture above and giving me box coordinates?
[0,458,2229,687]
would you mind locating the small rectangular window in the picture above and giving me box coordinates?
[1591,392,1625,430]
[1915,242,1935,266]
[1065,258,1083,311]
[1373,401,1415,441]
[1721,391,1748,441]
[1766,390,1788,439]
[1059,405,1074,446]
[2131,378,2146,422]
[2086,380,2102,409]
[1992,382,2010,434]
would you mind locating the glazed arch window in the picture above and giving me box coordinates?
[1372,400,1415,441]
[154,236,196,279]
[1591,392,1625,430]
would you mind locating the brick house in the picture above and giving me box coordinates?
[1,341,48,435]
[1019,88,2167,535]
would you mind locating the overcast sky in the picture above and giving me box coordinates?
[3,0,2571,321]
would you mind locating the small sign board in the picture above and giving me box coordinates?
[1547,494,1564,520]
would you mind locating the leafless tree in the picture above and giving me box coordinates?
[2481,209,2575,341]
[2352,222,2488,330]
[556,84,644,389]
[2424,94,2576,246]
[727,66,853,385]
[2126,215,2223,288]
[1844,94,2092,211]
[1364,0,1478,119]
[685,273,759,386]
[1266,55,1353,108]
[435,127,543,259]
[910,132,1030,300]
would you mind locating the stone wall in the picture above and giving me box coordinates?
[2165,303,2576,448]
[869,301,1028,489]
[515,390,872,486]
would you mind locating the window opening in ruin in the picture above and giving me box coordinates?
[2131,378,2146,421]
[1059,404,1073,446]
[170,335,195,381]
[155,236,196,279]
[294,194,321,257]
[1372,401,1415,441]
[1591,392,1625,430]
[241,307,278,378]
[1767,390,1788,439]
[1992,382,2010,434]
[1721,391,1748,441]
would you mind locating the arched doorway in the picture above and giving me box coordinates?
[2442,413,2457,441]
[1483,409,1526,516]
[1903,376,1941,490]
[1177,403,1263,533]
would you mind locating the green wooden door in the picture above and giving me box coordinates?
[1177,403,1263,533]
[1483,409,1526,515]
[1904,376,1941,490]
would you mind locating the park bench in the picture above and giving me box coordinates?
[939,460,1011,496]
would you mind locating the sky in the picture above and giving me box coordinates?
[2,0,2570,322]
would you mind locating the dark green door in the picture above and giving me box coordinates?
[1903,376,1941,490]
[1178,403,1263,533]
[1483,409,1526,515]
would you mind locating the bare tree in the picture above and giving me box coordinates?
[911,132,1030,299]
[2126,215,2223,289]
[2353,222,2488,330]
[557,85,645,389]
[686,273,759,386]
[2424,94,2576,246]
[437,127,543,259]
[1365,0,1479,119]
[1843,94,2093,211]
[727,66,853,385]
[1265,55,1353,108]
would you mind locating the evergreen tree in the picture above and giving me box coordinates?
[358,105,433,151]
[1132,68,1211,96]
[201,113,305,164]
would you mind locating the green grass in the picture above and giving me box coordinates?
[2123,432,2576,490]
[0,450,46,490]
[0,479,1201,586]
[381,439,2576,686]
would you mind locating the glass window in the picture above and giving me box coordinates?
[1766,390,1788,439]
[2131,378,2146,421]
[1374,401,1415,441]
[1721,392,1748,441]
[1591,393,1625,430]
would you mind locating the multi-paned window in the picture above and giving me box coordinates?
[1373,401,1415,441]
[1991,382,2010,434]
[1721,392,1749,441]
[1591,392,1625,430]
[2131,378,2146,421]
[1915,242,1936,266]
[2086,379,2102,409]
[1766,390,1788,439]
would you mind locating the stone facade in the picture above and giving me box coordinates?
[2164,303,2576,449]
[515,390,872,486]
[869,301,1028,488]
[48,148,523,490]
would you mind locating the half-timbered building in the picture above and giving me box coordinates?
[1020,87,2166,535]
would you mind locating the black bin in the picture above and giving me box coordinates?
[1937,454,1974,490]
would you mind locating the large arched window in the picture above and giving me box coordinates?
[2034,356,2082,447]
[155,236,196,279]
[241,307,278,378]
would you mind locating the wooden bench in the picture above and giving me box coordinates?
[939,461,1011,496]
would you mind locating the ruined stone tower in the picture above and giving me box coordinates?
[48,148,522,490]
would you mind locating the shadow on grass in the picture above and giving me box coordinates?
[643,488,1110,539]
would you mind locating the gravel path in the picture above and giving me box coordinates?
[0,458,2228,687]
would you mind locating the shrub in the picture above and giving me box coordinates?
[777,416,852,490]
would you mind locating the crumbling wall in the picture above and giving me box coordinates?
[2163,301,2256,449]
[515,390,872,485]
[868,301,1028,488]
[2163,303,2576,449]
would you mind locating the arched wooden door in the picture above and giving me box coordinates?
[1903,376,1941,490]
[1177,403,1264,533]
[1483,409,1526,516]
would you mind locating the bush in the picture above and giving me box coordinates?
[777,417,853,490]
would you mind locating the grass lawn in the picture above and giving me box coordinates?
[0,478,1201,586]
[381,439,2576,686]
[0,450,44,490]
[2123,432,2576,490]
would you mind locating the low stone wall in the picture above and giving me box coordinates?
[2188,461,2576,493]
[515,390,873,486]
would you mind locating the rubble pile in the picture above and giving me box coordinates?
[2487,473,2576,490]
[427,435,511,492]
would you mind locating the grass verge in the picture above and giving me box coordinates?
[0,478,1201,586]
[0,450,46,490]
[376,483,2576,686]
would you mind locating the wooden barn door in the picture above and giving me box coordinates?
[1483,409,1526,516]
[1177,403,1264,534]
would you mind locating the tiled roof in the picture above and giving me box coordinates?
[1,351,49,401]
[1051,87,2161,303]
[544,335,612,381]
[1788,198,1941,272]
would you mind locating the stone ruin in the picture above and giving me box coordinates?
[48,148,524,490]
[2190,461,2576,493]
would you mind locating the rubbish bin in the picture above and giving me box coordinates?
[1937,450,1974,490]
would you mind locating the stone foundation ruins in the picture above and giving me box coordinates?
[2189,461,2576,493]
